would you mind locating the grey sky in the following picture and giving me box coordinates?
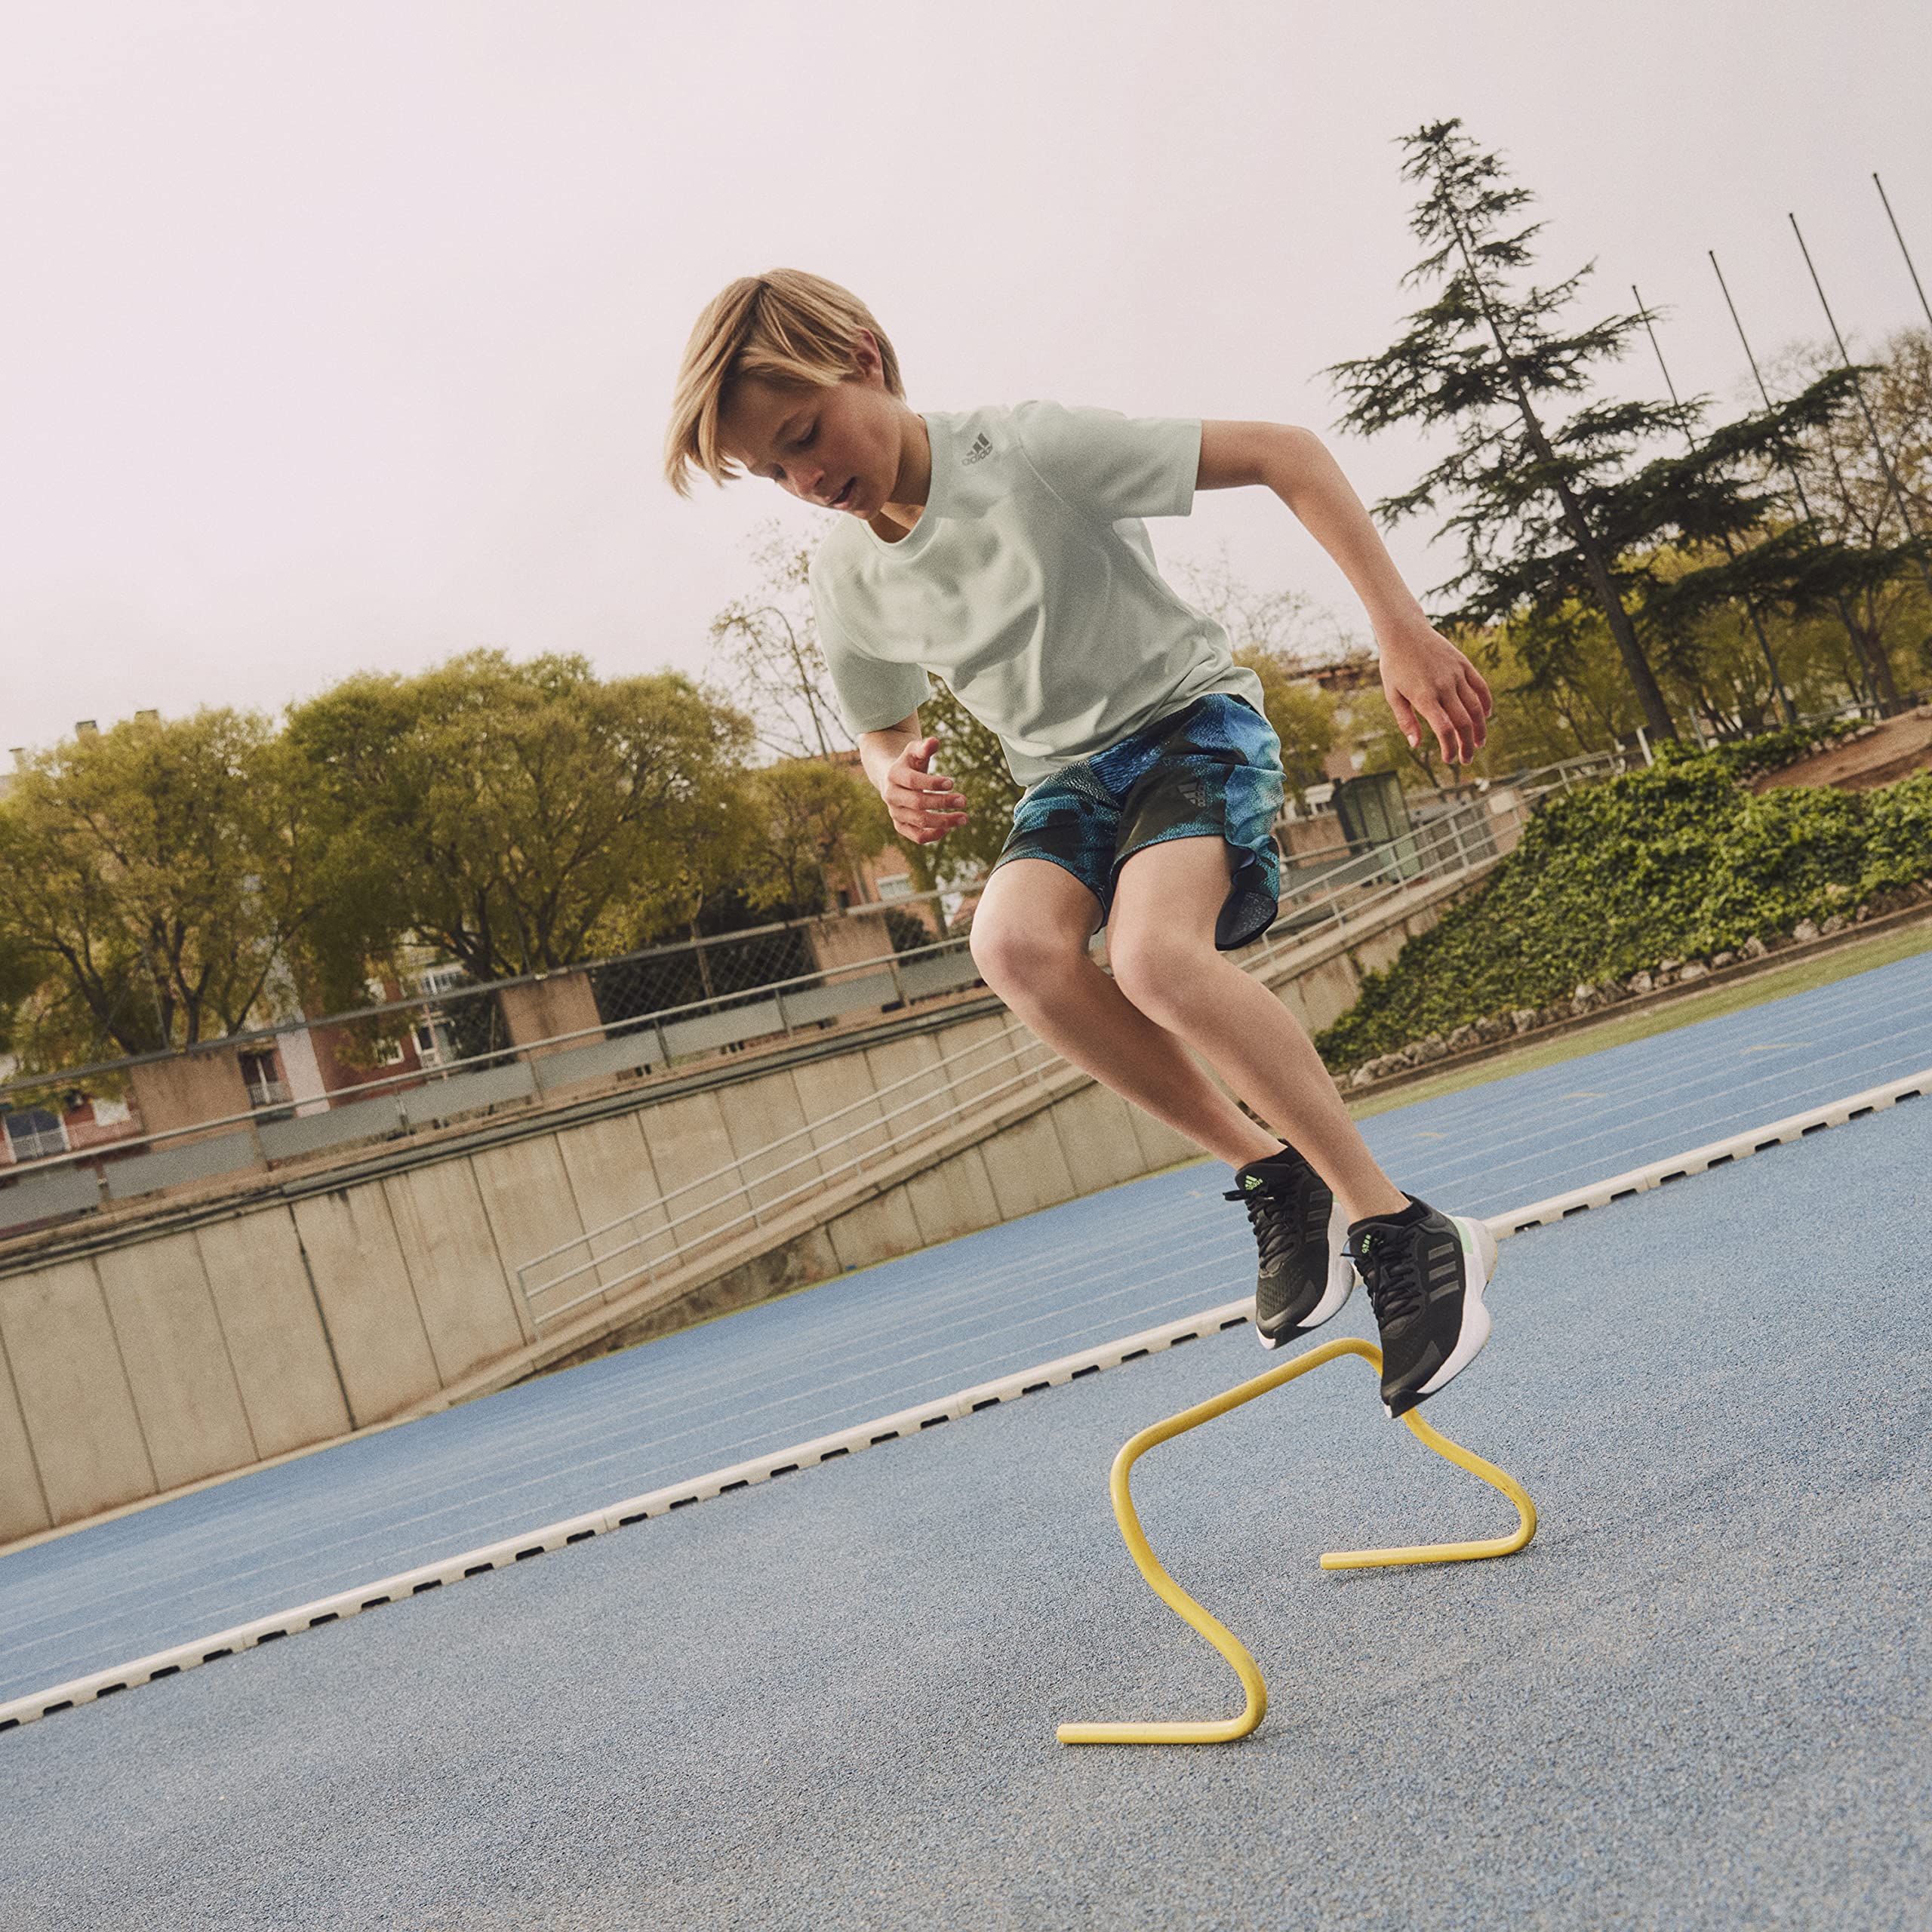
[4,0,1929,758]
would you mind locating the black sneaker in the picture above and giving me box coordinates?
[1224,1141,1356,1349]
[1346,1196,1498,1417]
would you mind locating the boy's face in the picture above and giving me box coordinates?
[717,331,916,521]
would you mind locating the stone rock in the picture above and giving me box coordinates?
[1657,958,1682,976]
[1711,952,1736,969]
[1792,919,1820,943]
[1350,1066,1377,1089]
[1856,906,1871,923]
[1401,1041,1429,1067]
[1418,1032,1449,1063]
[1512,1008,1539,1035]
[1821,913,1847,936]
[1628,969,1654,995]
[1743,936,1767,959]
[1447,1023,1480,1051]
[1825,881,1850,903]
[1678,962,1709,983]
[1570,983,1599,1015]
[1540,1004,1568,1029]
[1476,1014,1513,1043]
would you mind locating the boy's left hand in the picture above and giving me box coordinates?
[1377,621,1493,768]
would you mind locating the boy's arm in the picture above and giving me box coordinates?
[1196,420,1491,767]
[860,714,969,845]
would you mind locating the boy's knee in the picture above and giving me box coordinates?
[970,916,1086,998]
[1108,932,1215,1022]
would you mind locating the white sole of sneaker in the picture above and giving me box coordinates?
[1405,1214,1499,1404]
[1254,1200,1357,1350]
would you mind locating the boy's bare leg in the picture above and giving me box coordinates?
[1104,835,1410,1224]
[968,858,1284,1172]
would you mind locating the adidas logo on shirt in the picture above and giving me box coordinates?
[961,431,994,465]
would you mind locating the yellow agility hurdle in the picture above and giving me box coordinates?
[1057,1334,1537,1746]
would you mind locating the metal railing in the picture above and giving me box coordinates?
[0,918,999,1217]
[0,755,1624,1237]
[517,1013,1062,1331]
[0,888,956,1117]
[511,774,1590,1337]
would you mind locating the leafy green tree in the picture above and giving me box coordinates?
[0,925,41,1060]
[0,711,343,1066]
[1764,326,1932,700]
[738,755,895,916]
[285,650,758,982]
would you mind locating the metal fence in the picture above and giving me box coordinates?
[511,764,1615,1337]
[0,752,1628,1239]
[0,887,989,1235]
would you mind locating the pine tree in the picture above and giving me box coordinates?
[1330,120,1683,736]
[1333,122,1899,741]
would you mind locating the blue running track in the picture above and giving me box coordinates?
[2,945,1930,1705]
[5,1015,1930,1930]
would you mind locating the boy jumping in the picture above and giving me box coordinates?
[665,269,1499,1417]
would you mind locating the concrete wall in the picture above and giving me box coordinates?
[808,906,896,974]
[126,1044,256,1144]
[499,974,604,1057]
[0,878,1469,1546]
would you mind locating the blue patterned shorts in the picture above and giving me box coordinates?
[990,692,1284,950]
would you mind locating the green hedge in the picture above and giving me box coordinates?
[1654,716,1854,782]
[1315,733,1932,1072]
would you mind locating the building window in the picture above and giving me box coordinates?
[2,1108,68,1163]
[411,1017,455,1069]
[238,1049,291,1111]
[875,872,912,901]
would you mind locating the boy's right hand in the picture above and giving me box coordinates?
[884,737,969,844]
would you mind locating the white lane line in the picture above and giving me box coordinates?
[4,1064,1923,1736]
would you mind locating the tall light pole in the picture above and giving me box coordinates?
[1873,173,1932,334]
[1789,211,1932,614]
[1710,250,1888,711]
[1633,285,1795,726]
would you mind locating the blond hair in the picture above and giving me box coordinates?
[662,269,904,499]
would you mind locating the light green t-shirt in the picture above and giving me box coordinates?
[808,399,1267,789]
